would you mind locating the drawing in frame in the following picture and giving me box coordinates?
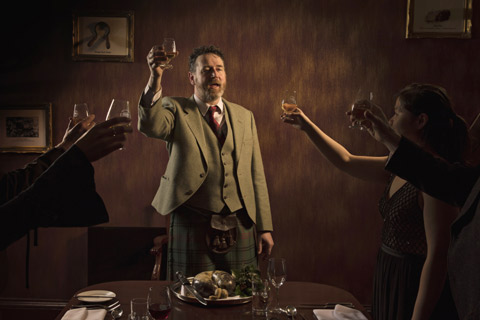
[406,0,472,38]
[0,104,53,153]
[72,11,134,62]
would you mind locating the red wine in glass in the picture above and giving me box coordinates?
[148,302,171,320]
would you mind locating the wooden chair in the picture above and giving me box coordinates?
[150,234,168,280]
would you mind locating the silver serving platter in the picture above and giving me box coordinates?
[170,278,252,306]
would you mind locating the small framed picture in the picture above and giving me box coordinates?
[406,0,472,38]
[0,104,53,153]
[72,11,134,62]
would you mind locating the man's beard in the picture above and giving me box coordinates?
[201,83,226,103]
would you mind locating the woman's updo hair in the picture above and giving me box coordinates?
[395,83,469,163]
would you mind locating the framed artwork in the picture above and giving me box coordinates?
[406,0,472,38]
[0,104,53,153]
[72,11,134,62]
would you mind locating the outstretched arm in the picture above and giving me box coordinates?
[0,115,97,205]
[281,108,388,182]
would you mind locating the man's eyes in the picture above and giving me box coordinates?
[202,67,224,72]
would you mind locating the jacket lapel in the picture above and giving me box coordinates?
[184,95,208,156]
[223,99,244,164]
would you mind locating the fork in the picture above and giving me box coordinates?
[70,300,120,310]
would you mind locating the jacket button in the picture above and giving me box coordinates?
[200,173,205,178]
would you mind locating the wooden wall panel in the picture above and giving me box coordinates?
[1,0,479,307]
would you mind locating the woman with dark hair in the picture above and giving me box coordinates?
[281,83,468,320]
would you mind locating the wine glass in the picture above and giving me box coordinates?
[106,99,131,150]
[147,286,172,320]
[281,90,297,113]
[267,257,287,314]
[72,103,89,125]
[130,298,149,320]
[349,90,374,130]
[160,38,176,70]
[106,99,130,121]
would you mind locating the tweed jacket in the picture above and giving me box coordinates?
[138,95,273,231]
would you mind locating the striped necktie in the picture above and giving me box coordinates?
[206,106,225,145]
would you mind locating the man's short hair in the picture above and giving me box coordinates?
[189,45,225,72]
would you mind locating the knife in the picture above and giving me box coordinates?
[176,271,208,306]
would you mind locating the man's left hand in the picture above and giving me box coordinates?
[257,231,274,259]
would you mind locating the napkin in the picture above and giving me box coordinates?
[314,304,368,320]
[61,307,107,320]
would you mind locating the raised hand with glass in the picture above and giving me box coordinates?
[152,38,177,70]
[72,103,89,125]
[281,90,297,113]
[349,90,374,130]
[105,99,131,149]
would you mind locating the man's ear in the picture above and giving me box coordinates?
[188,72,195,85]
[417,113,429,130]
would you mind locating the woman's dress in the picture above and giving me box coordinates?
[373,175,457,320]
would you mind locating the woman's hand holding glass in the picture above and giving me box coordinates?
[348,90,374,130]
[281,107,309,131]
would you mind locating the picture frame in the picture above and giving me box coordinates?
[0,104,53,153]
[406,0,472,38]
[72,11,134,62]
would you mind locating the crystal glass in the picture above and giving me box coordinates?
[130,298,149,320]
[72,103,89,125]
[147,286,172,320]
[252,278,270,316]
[158,38,176,70]
[106,99,130,121]
[267,258,287,314]
[106,99,131,150]
[349,90,374,130]
[281,90,297,113]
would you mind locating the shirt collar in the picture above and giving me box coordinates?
[194,95,224,116]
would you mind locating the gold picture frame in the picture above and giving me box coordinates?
[0,104,53,153]
[72,11,134,62]
[406,0,472,38]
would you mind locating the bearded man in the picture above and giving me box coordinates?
[138,45,274,279]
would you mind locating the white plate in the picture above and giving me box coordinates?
[76,290,116,303]
[170,280,252,306]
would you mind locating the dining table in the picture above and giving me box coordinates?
[55,280,372,320]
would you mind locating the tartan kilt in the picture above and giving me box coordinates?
[167,206,258,280]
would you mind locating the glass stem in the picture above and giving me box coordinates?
[276,287,280,309]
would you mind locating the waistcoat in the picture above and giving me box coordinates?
[185,106,243,213]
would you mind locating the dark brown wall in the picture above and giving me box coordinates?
[1,0,479,306]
